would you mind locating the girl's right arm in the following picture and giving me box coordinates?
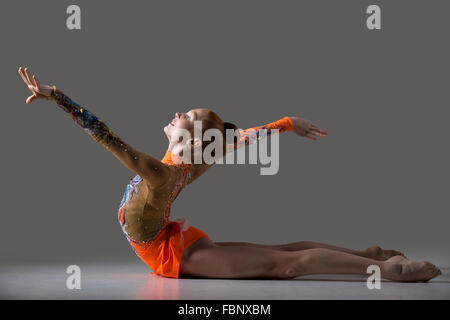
[18,67,170,188]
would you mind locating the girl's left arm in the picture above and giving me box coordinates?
[236,116,294,148]
[233,116,327,150]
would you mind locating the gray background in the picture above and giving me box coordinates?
[0,0,449,268]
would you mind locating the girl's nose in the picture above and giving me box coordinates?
[175,113,181,119]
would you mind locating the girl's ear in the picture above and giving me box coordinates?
[190,137,203,149]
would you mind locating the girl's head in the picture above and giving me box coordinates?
[163,108,238,164]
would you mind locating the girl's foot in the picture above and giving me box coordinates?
[382,255,442,282]
[364,246,406,261]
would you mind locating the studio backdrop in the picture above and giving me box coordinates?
[1,0,449,266]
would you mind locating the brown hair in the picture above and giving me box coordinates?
[195,110,239,155]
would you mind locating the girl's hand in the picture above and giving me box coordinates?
[291,116,328,141]
[18,67,53,104]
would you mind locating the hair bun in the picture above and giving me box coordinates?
[223,122,238,131]
[223,122,240,144]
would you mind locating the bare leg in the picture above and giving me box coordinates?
[215,241,404,261]
[180,238,440,281]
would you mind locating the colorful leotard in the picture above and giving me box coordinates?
[48,88,292,278]
[117,117,293,277]
[117,151,210,278]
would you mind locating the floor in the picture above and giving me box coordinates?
[1,263,449,299]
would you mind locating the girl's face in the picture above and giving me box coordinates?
[163,108,224,155]
[164,110,196,139]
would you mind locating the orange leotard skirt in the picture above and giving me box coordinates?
[128,219,209,278]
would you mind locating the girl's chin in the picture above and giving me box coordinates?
[163,125,170,134]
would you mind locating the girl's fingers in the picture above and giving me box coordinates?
[305,133,317,140]
[26,93,37,104]
[311,127,328,135]
[23,68,30,83]
[306,128,327,139]
[25,68,33,84]
[19,68,30,85]
[33,75,40,89]
[310,124,328,135]
[18,68,29,85]
[310,130,326,137]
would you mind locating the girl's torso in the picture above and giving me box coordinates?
[118,153,194,243]
[117,116,294,243]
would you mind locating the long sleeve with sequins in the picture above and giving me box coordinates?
[50,87,124,148]
[234,116,294,150]
[48,87,169,186]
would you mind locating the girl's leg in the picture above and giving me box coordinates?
[215,241,404,261]
[180,238,440,281]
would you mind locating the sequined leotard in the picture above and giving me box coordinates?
[48,87,293,278]
[118,117,293,277]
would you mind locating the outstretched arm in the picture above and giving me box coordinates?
[233,116,327,150]
[18,67,169,188]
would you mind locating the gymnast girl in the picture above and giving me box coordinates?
[18,67,441,282]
